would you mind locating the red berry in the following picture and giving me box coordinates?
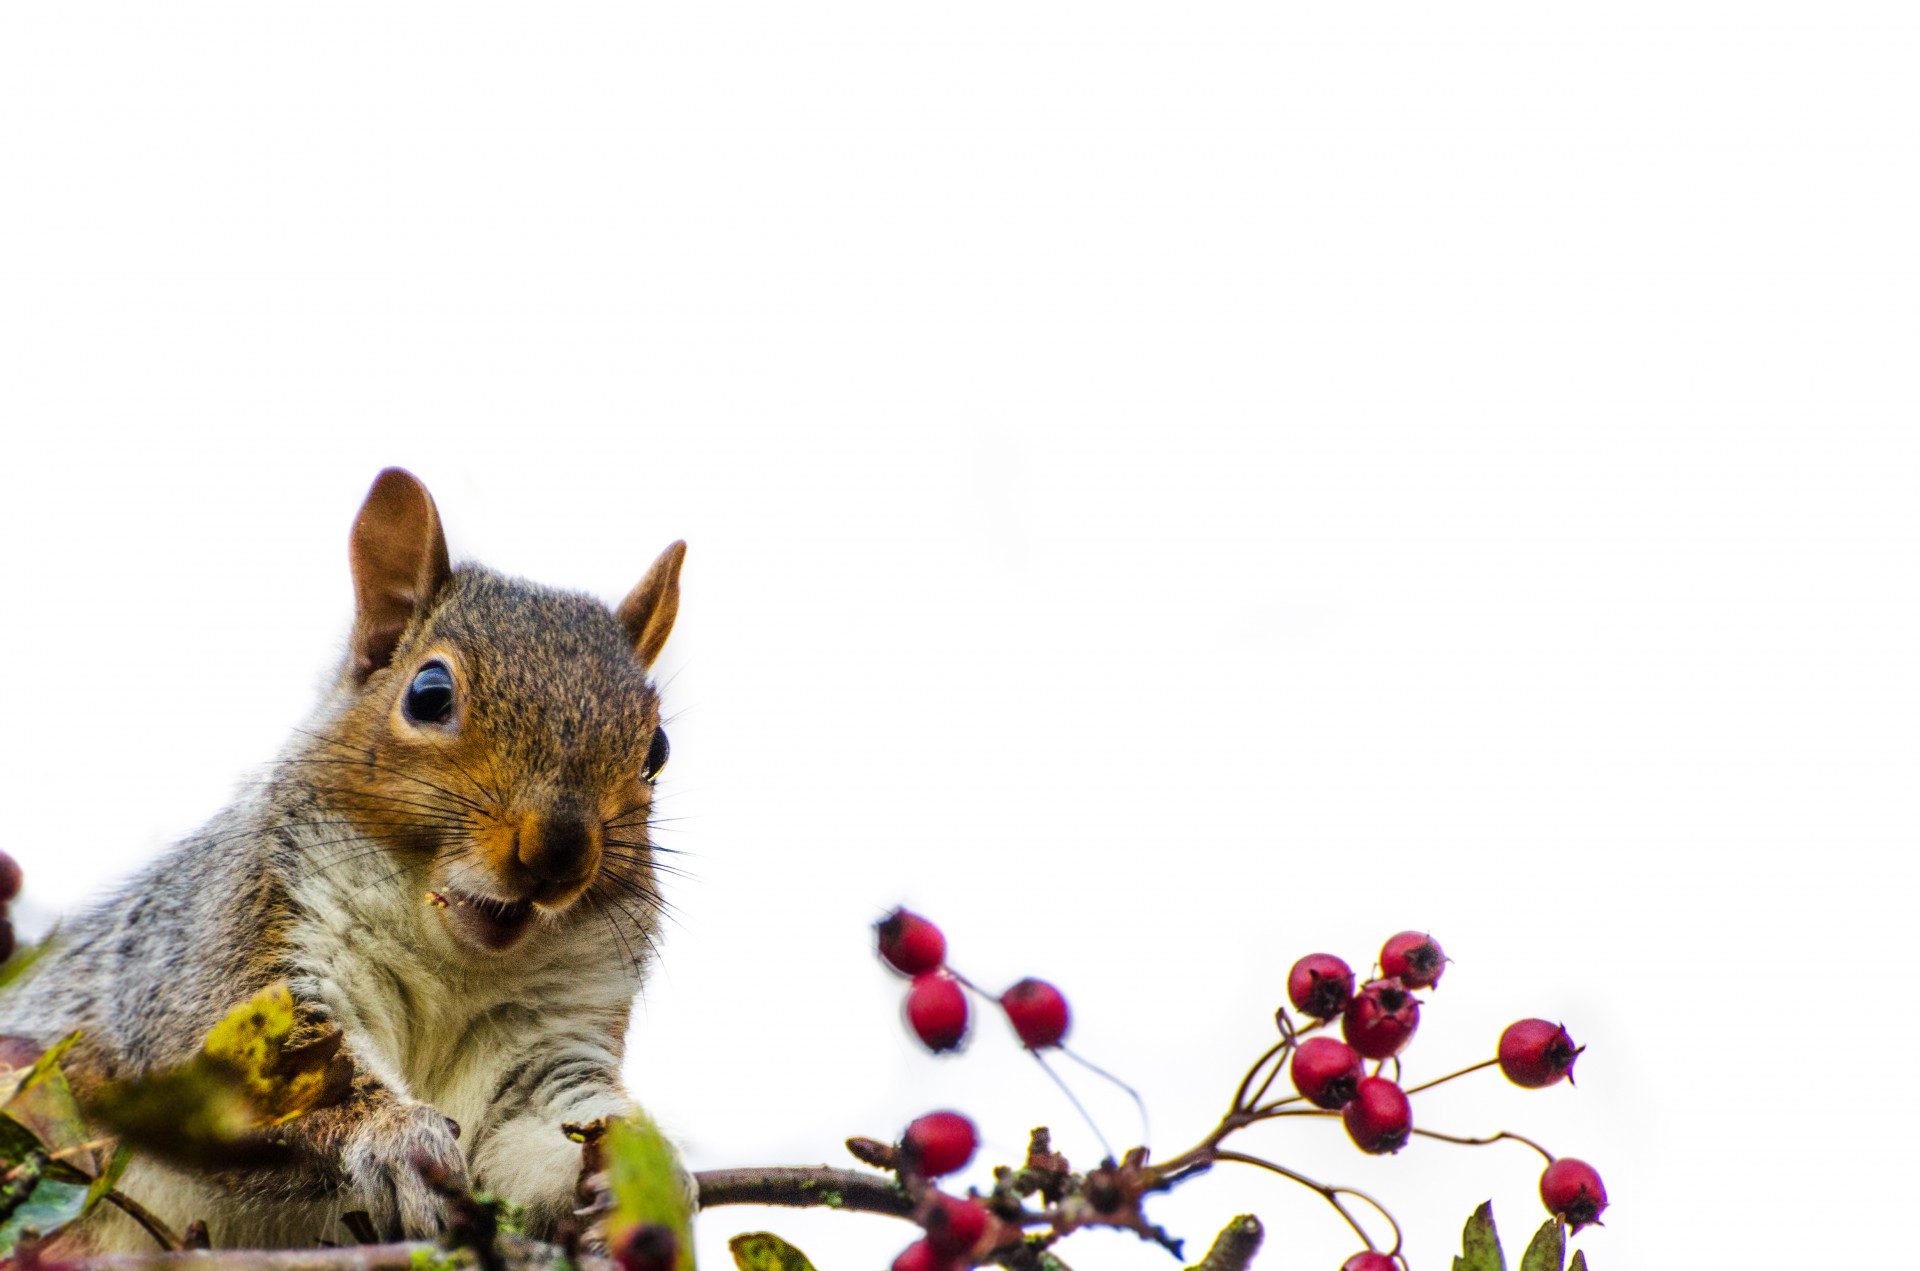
[905,973,969,1052]
[1287,953,1356,1020]
[1290,1037,1364,1110]
[611,1224,679,1271]
[999,978,1070,1049]
[1341,979,1420,1060]
[901,1111,979,1178]
[877,909,948,977]
[0,852,20,903]
[1379,931,1446,989]
[1341,1076,1412,1154]
[1340,1254,1398,1271]
[1498,1019,1583,1089]
[892,1240,959,1271]
[922,1192,990,1256]
[1539,1158,1608,1230]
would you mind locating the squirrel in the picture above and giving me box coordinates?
[0,468,686,1251]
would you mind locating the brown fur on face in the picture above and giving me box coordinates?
[310,469,684,956]
[323,572,665,912]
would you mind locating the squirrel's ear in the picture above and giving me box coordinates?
[348,468,452,680]
[617,540,686,671]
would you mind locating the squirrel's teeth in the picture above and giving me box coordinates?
[425,891,451,909]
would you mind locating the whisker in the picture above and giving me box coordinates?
[276,781,480,827]
[602,838,693,861]
[601,853,696,885]
[278,733,494,815]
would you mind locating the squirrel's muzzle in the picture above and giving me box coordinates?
[514,804,602,898]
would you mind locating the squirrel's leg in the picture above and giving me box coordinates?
[463,1044,676,1237]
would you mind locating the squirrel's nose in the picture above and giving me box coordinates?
[516,806,600,887]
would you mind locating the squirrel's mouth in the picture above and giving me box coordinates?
[426,889,537,953]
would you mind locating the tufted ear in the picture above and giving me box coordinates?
[348,468,452,681]
[617,540,686,671]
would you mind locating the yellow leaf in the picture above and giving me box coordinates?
[88,983,353,1169]
[199,983,351,1125]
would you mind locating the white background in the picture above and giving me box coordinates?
[2,4,1914,1268]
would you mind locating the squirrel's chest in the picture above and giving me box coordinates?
[281,884,635,1114]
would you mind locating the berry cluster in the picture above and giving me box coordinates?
[876,908,1071,1054]
[0,850,22,964]
[1272,932,1608,1262]
[861,913,1609,1270]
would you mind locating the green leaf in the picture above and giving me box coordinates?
[0,1159,92,1256]
[0,1032,80,1110]
[607,1115,695,1271]
[1453,1201,1507,1271]
[0,938,52,996]
[0,1039,125,1251]
[4,1037,93,1162]
[1569,1252,1589,1271]
[730,1232,820,1271]
[1519,1220,1564,1271]
[84,1142,133,1215]
[2,1033,100,1180]
[0,1108,41,1166]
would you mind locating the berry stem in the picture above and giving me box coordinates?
[1230,1037,1293,1115]
[1234,1011,1325,1113]
[1247,1108,1339,1123]
[1244,1092,1308,1117]
[947,968,993,999]
[1210,1149,1402,1256]
[1032,1050,1117,1163]
[1061,1045,1152,1148]
[1408,1128,1556,1165]
[1400,1057,1500,1096]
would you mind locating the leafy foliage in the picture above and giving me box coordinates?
[202,983,354,1125]
[1455,1202,1593,1271]
[0,1033,117,1255]
[89,982,353,1168]
[730,1231,821,1271]
[1519,1219,1565,1271]
[1454,1201,1506,1271]
[605,1114,697,1271]
[0,938,51,996]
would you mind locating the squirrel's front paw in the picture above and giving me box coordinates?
[343,1101,468,1241]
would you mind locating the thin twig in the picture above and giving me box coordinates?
[1409,1127,1555,1164]
[1033,1050,1116,1163]
[1400,1057,1499,1096]
[693,1166,916,1218]
[1230,1039,1290,1115]
[103,1188,185,1252]
[81,1238,602,1270]
[1211,1149,1400,1254]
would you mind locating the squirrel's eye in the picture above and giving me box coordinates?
[404,662,456,725]
[642,727,669,781]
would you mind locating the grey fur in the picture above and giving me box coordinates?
[0,555,676,1250]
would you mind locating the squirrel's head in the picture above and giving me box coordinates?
[301,467,684,962]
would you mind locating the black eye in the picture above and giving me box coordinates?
[642,727,669,780]
[404,662,456,725]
